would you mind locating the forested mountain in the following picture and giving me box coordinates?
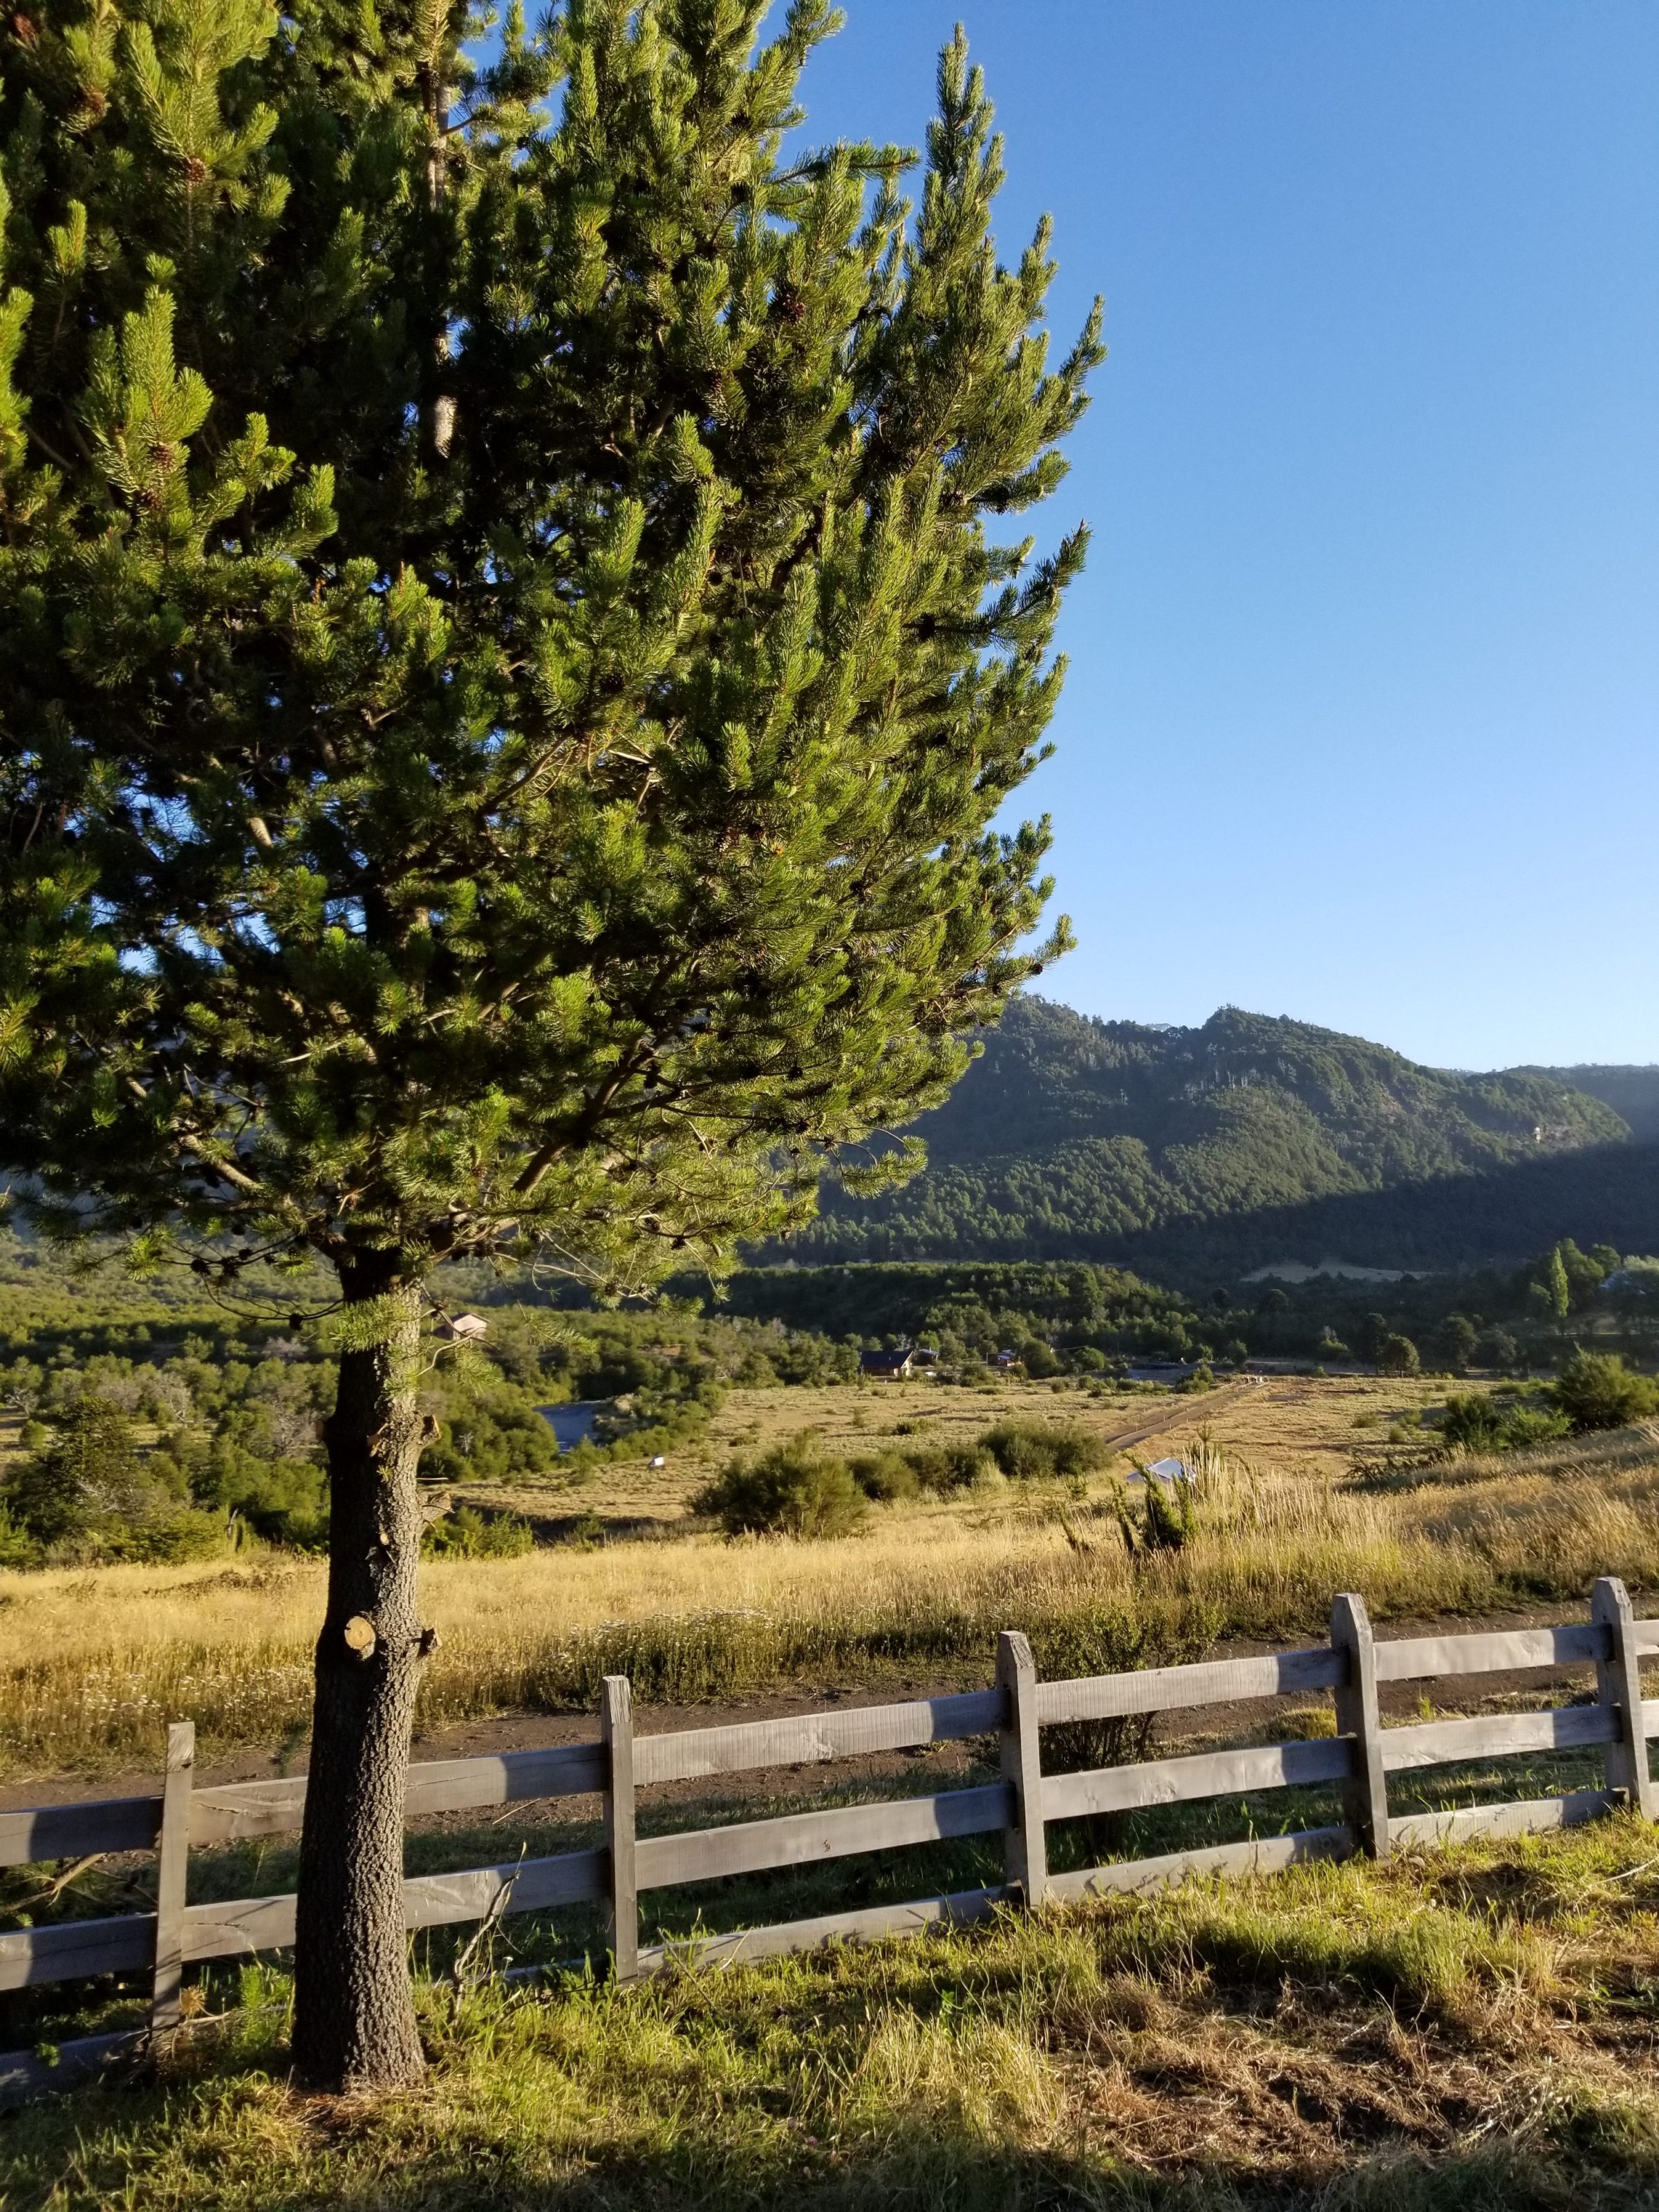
[777,1000,1638,1278]
[1530,1067,1659,1143]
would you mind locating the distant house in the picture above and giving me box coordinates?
[1145,1456,1194,1486]
[994,1349,1021,1370]
[439,1313,489,1342]
[860,1348,914,1380]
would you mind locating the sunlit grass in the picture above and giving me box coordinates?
[6,1819,1659,2209]
[4,1421,1658,1777]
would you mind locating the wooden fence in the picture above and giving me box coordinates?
[4,1577,1657,2103]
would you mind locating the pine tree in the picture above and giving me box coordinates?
[0,0,1100,2086]
[6,1396,148,1544]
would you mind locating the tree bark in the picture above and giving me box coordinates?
[292,1255,429,2090]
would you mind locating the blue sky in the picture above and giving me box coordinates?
[790,1,1659,1071]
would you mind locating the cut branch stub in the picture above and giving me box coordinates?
[343,1614,377,1660]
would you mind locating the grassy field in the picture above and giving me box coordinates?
[6,1819,1659,2209]
[6,1381,1659,2204]
[3,1378,1658,1779]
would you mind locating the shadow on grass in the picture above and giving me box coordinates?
[0,2061,1625,2212]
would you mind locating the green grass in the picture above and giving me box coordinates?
[6,1820,1659,2209]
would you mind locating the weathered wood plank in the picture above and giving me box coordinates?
[0,1913,154,1990]
[189,1741,607,1846]
[0,1796,161,1868]
[182,1889,295,1961]
[635,1782,1013,1892]
[151,1721,194,2031]
[1594,1577,1657,1818]
[1047,1823,1356,1902]
[1373,1625,1607,1682]
[1333,1593,1389,1859]
[603,1676,638,1982]
[1033,1646,1342,1727]
[0,2028,144,2110]
[1042,1736,1353,1825]
[998,1631,1046,1906]
[402,1848,610,1933]
[180,1848,609,1963]
[636,1885,1009,1974]
[635,1690,1004,1787]
[1378,1705,1614,1774]
[1635,1620,1659,1655]
[1389,1792,1615,1850]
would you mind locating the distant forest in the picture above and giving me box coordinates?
[774,1000,1656,1283]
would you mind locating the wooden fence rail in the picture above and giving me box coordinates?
[3,1577,1657,2105]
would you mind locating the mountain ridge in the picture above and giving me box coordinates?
[781,999,1639,1279]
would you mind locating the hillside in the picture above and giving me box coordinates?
[781,999,1636,1277]
[1530,1063,1659,1142]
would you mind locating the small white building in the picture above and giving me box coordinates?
[439,1313,489,1342]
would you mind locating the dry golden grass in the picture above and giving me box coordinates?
[4,1382,1658,1780]
[529,1369,1442,1530]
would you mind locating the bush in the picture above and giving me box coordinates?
[1438,1394,1505,1452]
[696,1436,869,1539]
[1438,1393,1568,1456]
[979,1421,1109,1483]
[423,1506,536,1559]
[1378,1334,1421,1377]
[1115,1466,1199,1553]
[1553,1352,1659,1433]
[897,1438,989,1493]
[127,1509,227,1563]
[847,1450,920,1503]
[1472,1327,1519,1374]
[1015,1336,1061,1378]
[0,1504,37,1568]
[0,1396,218,1561]
[1435,1315,1479,1374]
[184,1436,330,1548]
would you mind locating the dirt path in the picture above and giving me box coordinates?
[1100,1380,1256,1462]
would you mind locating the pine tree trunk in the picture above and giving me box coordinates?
[291,1258,429,2090]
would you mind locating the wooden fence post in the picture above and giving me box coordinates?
[601,1676,638,1980]
[151,1721,194,2034]
[1330,1595,1389,1860]
[997,1631,1047,1907]
[1593,1577,1656,1821]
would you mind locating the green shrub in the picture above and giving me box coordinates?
[695,1436,869,1539]
[128,1510,227,1563]
[184,1435,330,1549]
[1440,1386,1588,1455]
[423,1506,536,1559]
[1378,1334,1421,1377]
[979,1421,1109,1483]
[899,1438,988,1492]
[1439,1394,1505,1452]
[1473,1326,1519,1373]
[1553,1352,1659,1433]
[1015,1335,1060,1378]
[847,1450,920,1503]
[0,1396,220,1560]
[1436,1314,1479,1374]
[1116,1466,1199,1553]
[1499,1407,1573,1450]
[0,1504,37,1568]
